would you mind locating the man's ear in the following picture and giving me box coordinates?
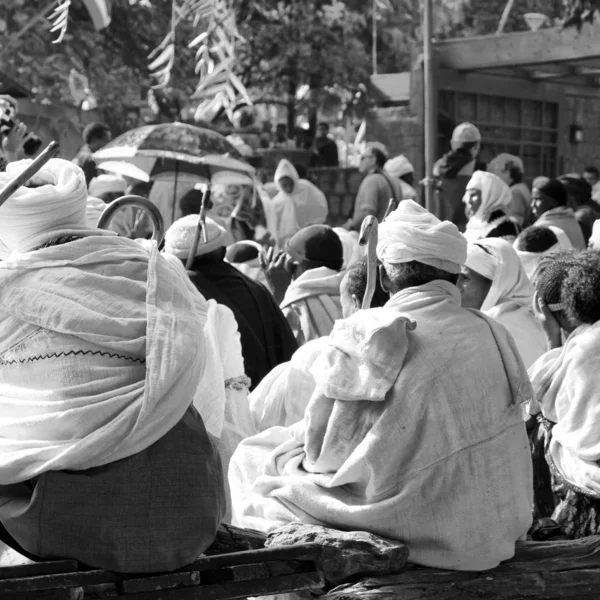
[378,264,391,295]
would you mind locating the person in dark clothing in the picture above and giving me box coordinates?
[164,215,298,390]
[310,123,339,168]
[432,122,486,230]
[72,123,112,187]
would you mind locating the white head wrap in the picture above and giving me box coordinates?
[385,155,414,179]
[463,170,513,242]
[549,226,573,250]
[466,238,534,312]
[377,199,467,275]
[513,225,572,279]
[334,227,360,270]
[0,158,90,254]
[88,174,127,198]
[452,122,481,145]
[86,196,106,228]
[164,214,227,260]
[488,153,524,180]
[589,221,600,250]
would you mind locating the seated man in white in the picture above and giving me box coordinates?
[229,200,533,571]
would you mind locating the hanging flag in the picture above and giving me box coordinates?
[82,0,112,30]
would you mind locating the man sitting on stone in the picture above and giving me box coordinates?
[229,200,533,571]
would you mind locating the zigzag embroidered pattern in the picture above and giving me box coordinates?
[0,349,145,366]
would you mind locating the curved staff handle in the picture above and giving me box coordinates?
[383,196,398,221]
[358,215,379,310]
[0,141,60,208]
[185,187,211,270]
[97,195,165,246]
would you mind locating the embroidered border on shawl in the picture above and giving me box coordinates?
[0,349,145,367]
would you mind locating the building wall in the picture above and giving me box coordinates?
[562,93,600,174]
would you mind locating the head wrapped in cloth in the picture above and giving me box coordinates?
[0,158,90,255]
[377,200,467,274]
[164,214,227,260]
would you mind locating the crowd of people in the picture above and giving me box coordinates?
[1,113,600,580]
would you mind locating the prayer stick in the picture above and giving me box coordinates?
[358,215,379,310]
[186,187,211,270]
[383,196,398,220]
[97,195,165,245]
[0,141,60,208]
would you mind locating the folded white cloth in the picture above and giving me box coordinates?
[86,196,106,228]
[0,235,227,483]
[377,199,467,274]
[385,154,414,179]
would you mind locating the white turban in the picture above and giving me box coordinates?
[385,154,414,179]
[377,200,467,274]
[164,214,227,260]
[88,174,127,198]
[0,158,90,254]
[589,220,600,251]
[467,238,534,312]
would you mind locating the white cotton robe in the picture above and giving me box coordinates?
[229,281,533,571]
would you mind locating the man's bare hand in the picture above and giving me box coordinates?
[2,122,27,162]
[260,247,293,304]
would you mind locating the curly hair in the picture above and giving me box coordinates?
[561,250,600,324]
[533,252,576,310]
[343,260,387,308]
[384,260,459,290]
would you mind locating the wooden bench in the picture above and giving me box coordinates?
[0,525,324,600]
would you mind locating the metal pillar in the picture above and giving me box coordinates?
[423,0,435,213]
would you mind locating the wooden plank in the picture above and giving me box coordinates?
[115,571,325,600]
[0,570,120,594]
[0,560,79,580]
[184,543,322,571]
[119,571,200,594]
[203,523,266,555]
[1,588,84,600]
[435,22,600,71]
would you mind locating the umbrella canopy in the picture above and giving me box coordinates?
[94,122,253,175]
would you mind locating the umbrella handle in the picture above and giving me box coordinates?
[0,141,60,208]
[358,215,379,310]
[97,195,165,246]
[185,187,211,270]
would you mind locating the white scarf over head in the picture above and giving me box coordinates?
[466,237,534,312]
[464,171,513,242]
[164,214,227,259]
[377,199,467,274]
[0,159,94,255]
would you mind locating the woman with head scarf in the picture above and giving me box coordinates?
[463,171,520,243]
[459,237,546,368]
[513,225,573,280]
[262,159,328,249]
[488,153,531,227]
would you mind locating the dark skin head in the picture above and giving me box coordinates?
[457,266,492,310]
[531,188,559,220]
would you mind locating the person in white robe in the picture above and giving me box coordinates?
[261,159,328,249]
[460,237,546,369]
[229,199,533,571]
[527,251,600,537]
[463,171,519,243]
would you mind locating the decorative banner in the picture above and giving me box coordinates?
[82,0,112,30]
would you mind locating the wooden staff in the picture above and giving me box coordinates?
[358,215,379,310]
[0,141,60,208]
[383,196,398,221]
[186,187,211,269]
[97,195,165,246]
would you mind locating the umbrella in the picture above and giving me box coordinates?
[97,160,150,183]
[93,122,256,229]
[93,122,254,177]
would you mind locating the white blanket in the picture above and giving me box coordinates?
[528,322,600,494]
[0,235,227,483]
[229,281,533,571]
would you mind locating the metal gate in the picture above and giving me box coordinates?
[438,90,559,179]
